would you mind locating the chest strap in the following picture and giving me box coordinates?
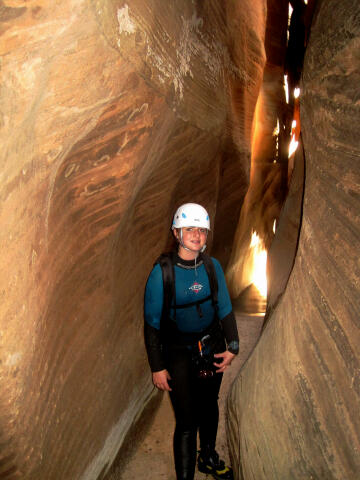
[172,294,212,318]
[173,294,212,309]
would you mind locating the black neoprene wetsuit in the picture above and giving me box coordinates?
[144,253,239,480]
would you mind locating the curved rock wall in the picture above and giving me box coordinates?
[227,1,360,478]
[225,0,289,296]
[0,1,266,478]
[3,0,357,478]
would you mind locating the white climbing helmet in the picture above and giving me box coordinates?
[172,203,210,231]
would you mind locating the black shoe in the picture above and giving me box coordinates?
[197,449,233,480]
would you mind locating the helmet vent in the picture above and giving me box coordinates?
[171,203,210,231]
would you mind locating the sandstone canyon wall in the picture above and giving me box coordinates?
[225,0,290,297]
[1,0,358,479]
[227,1,360,479]
[0,1,266,478]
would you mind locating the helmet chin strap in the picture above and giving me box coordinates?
[179,229,207,254]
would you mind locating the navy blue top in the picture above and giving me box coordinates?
[144,256,232,333]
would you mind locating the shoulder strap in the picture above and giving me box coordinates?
[155,253,175,324]
[201,253,218,306]
[156,252,219,324]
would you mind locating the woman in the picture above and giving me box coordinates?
[144,203,239,480]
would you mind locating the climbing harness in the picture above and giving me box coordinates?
[155,252,224,378]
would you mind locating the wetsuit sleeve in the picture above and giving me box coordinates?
[144,264,166,372]
[144,323,166,372]
[220,311,239,354]
[212,258,239,355]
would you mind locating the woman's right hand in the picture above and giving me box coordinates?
[152,369,172,391]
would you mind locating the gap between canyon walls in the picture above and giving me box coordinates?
[227,1,360,479]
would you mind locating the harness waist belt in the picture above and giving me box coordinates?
[165,318,222,347]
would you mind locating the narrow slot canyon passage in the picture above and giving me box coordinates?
[0,1,359,479]
[109,311,266,480]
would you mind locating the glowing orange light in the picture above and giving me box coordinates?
[284,75,289,104]
[249,231,267,298]
[289,135,299,157]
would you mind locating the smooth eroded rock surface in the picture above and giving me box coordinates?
[2,0,358,478]
[0,1,266,478]
[227,1,360,478]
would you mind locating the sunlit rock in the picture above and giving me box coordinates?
[227,1,360,478]
[225,0,289,297]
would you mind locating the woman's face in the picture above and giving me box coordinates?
[175,227,208,252]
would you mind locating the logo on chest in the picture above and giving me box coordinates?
[189,281,203,294]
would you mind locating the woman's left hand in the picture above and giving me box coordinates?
[213,350,235,373]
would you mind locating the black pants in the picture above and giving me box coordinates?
[166,346,223,480]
